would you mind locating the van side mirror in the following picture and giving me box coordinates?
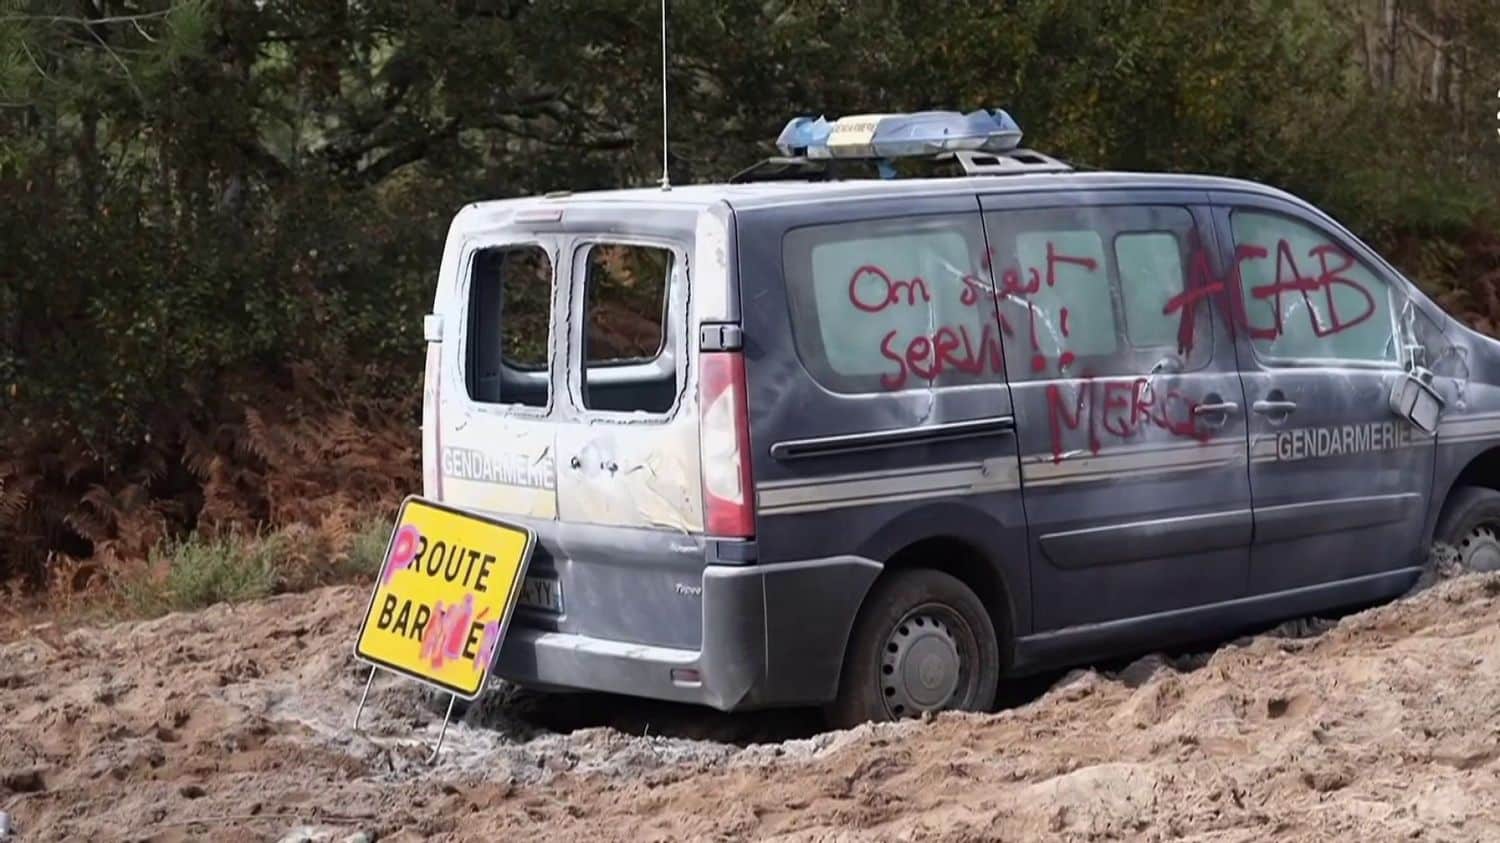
[1390,366,1443,434]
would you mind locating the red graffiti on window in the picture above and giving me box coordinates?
[878,323,1006,390]
[845,263,1012,389]
[1164,233,1375,354]
[848,264,933,313]
[847,241,1101,387]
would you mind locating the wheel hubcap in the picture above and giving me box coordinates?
[1460,525,1500,572]
[880,608,964,718]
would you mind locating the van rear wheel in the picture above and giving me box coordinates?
[826,568,999,728]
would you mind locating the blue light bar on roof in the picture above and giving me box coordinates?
[775,109,1023,160]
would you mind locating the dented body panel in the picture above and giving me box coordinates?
[423,172,1500,712]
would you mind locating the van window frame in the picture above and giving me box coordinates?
[454,238,558,417]
[978,201,1215,382]
[1224,205,1406,372]
[566,235,688,422]
[578,241,674,368]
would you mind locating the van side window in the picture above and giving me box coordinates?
[580,243,675,413]
[783,214,1001,394]
[984,205,1209,381]
[1230,210,1398,365]
[465,245,552,408]
[1116,232,1186,348]
[1014,230,1113,359]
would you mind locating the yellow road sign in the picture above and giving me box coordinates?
[354,497,534,699]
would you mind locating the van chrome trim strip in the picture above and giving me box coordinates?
[769,417,1016,461]
[758,460,993,490]
[1439,414,1500,442]
[762,439,1248,513]
[757,459,1019,515]
[1021,441,1242,487]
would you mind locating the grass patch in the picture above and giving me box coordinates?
[116,532,284,618]
[338,517,393,581]
[9,512,399,630]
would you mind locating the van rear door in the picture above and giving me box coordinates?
[433,200,718,656]
[432,220,561,522]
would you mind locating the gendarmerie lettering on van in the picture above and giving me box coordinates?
[442,446,556,490]
[1263,422,1416,463]
[423,108,1500,727]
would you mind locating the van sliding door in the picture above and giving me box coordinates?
[977,192,1252,635]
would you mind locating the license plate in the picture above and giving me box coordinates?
[518,575,563,613]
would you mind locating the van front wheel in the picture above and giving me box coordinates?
[826,568,999,728]
[1435,486,1500,572]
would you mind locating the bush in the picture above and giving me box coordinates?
[117,532,284,618]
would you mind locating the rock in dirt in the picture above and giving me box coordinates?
[0,768,45,794]
[276,828,331,843]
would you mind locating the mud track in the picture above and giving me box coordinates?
[2,574,1499,841]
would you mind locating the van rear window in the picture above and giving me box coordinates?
[465,245,552,408]
[583,244,670,365]
[580,243,676,414]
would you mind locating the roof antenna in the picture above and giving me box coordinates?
[658,0,671,191]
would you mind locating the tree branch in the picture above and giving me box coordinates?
[349,118,463,187]
[0,10,174,27]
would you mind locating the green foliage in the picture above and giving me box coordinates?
[119,531,282,617]
[342,518,394,581]
[1,0,1498,582]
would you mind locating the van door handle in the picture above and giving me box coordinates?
[1192,396,1237,429]
[1252,400,1298,415]
[1192,401,1239,416]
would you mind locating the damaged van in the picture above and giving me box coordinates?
[422,110,1499,726]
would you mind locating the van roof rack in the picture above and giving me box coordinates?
[729,148,1072,184]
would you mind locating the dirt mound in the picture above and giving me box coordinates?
[3,574,1499,841]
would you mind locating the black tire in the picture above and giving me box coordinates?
[826,568,1000,729]
[1434,486,1500,573]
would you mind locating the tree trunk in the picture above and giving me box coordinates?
[1382,0,1400,92]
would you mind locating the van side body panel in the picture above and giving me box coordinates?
[734,192,1033,654]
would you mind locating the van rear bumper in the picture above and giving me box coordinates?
[492,555,883,711]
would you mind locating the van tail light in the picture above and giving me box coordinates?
[699,350,755,537]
